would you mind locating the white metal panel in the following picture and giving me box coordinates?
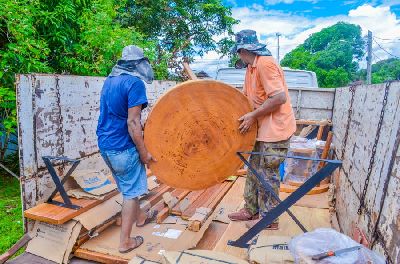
[332,82,400,262]
[215,67,319,88]
[16,74,177,213]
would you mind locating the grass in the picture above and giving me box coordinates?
[0,173,24,255]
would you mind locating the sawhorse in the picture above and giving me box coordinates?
[228,152,342,248]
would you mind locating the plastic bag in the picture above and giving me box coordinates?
[288,228,385,264]
[283,137,317,183]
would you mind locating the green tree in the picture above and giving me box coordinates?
[117,0,238,78]
[281,22,365,88]
[357,58,400,84]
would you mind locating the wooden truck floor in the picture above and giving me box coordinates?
[8,177,335,264]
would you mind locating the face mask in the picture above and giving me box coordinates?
[235,59,247,69]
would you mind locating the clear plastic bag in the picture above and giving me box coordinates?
[288,228,385,264]
[283,137,317,183]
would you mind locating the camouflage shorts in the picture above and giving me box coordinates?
[244,140,289,221]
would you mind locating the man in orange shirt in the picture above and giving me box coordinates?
[228,30,296,229]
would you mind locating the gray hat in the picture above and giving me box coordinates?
[109,45,154,84]
[231,29,272,56]
[121,45,145,61]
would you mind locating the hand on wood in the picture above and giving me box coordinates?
[238,112,256,134]
[140,151,157,165]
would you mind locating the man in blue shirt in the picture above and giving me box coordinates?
[97,45,156,253]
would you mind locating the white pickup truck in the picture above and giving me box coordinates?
[215,67,319,88]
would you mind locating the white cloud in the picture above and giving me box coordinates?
[193,4,400,76]
[264,0,318,5]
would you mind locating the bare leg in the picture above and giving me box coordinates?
[119,198,147,250]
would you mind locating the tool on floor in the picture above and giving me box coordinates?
[311,245,361,260]
[228,152,342,248]
[43,156,81,209]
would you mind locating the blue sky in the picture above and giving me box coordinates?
[192,0,400,77]
[224,0,400,18]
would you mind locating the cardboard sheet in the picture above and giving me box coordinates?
[73,193,123,230]
[26,220,82,264]
[129,256,160,263]
[67,188,105,200]
[162,250,248,264]
[79,208,215,263]
[248,235,294,264]
[71,169,117,196]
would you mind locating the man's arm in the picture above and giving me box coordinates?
[127,105,155,164]
[239,91,286,134]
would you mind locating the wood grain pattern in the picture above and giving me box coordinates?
[23,190,118,225]
[170,189,206,216]
[181,183,225,220]
[280,183,330,195]
[156,189,190,224]
[144,80,256,190]
[145,184,173,206]
[74,248,127,264]
[194,222,228,250]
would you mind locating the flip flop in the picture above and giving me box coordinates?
[119,236,144,253]
[136,209,158,227]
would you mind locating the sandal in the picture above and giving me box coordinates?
[136,209,158,227]
[119,236,144,253]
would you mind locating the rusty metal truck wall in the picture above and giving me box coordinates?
[16,74,176,212]
[332,82,400,263]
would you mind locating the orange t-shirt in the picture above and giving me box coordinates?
[243,56,296,142]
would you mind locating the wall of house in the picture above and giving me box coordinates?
[332,82,400,263]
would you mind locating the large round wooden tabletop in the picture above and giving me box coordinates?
[144,80,256,190]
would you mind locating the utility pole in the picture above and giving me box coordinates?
[366,30,372,85]
[276,32,281,63]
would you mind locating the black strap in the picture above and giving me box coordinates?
[175,251,236,264]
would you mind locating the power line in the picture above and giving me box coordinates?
[372,51,383,62]
[373,39,400,59]
[374,36,400,41]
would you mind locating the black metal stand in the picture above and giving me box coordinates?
[228,152,342,248]
[42,156,81,210]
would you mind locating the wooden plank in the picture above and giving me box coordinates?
[204,181,233,209]
[213,177,246,224]
[144,184,173,207]
[74,248,127,264]
[194,222,228,250]
[181,183,225,220]
[23,190,119,225]
[280,183,329,195]
[156,189,190,224]
[279,192,329,209]
[296,119,332,126]
[183,62,198,80]
[188,181,235,231]
[213,221,248,260]
[171,189,206,215]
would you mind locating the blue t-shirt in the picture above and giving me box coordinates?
[96,75,148,151]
